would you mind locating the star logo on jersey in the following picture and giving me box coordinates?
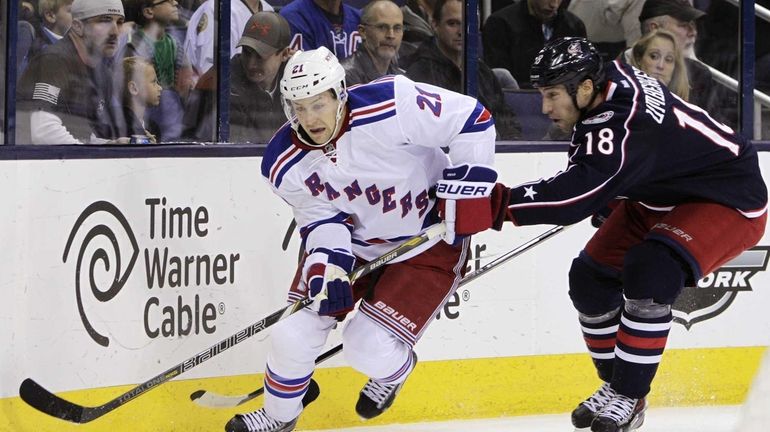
[673,246,770,329]
[523,186,538,200]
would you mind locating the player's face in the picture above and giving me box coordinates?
[361,2,404,63]
[659,16,696,52]
[539,84,580,132]
[81,14,124,58]
[242,47,286,89]
[640,36,676,85]
[433,0,463,56]
[528,0,563,23]
[291,91,342,144]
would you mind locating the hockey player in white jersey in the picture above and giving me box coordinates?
[224,46,497,432]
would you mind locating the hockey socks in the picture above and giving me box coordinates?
[612,306,672,399]
[579,307,621,383]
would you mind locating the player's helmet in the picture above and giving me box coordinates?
[280,47,348,148]
[530,37,604,95]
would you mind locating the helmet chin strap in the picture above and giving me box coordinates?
[570,85,601,118]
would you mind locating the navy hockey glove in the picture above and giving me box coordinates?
[436,164,498,244]
[303,248,356,317]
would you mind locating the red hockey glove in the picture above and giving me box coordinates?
[302,248,356,317]
[436,164,498,244]
[491,183,512,230]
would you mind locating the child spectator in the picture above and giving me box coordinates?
[121,56,162,143]
[121,0,194,141]
[17,0,73,81]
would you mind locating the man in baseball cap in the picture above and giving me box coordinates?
[183,12,293,143]
[237,10,292,60]
[639,0,705,56]
[71,0,124,21]
[17,0,128,144]
[70,0,125,60]
[638,0,705,24]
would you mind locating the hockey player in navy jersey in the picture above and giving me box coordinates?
[224,46,497,432]
[448,37,767,432]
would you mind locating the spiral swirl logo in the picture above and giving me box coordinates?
[63,201,139,347]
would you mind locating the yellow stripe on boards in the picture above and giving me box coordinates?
[1,346,764,431]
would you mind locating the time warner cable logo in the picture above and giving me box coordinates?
[62,201,139,347]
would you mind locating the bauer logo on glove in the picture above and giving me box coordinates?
[436,164,498,244]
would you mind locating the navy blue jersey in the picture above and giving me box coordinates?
[506,60,767,226]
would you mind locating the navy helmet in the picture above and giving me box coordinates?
[530,37,604,95]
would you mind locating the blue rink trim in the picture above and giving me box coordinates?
[1,141,767,160]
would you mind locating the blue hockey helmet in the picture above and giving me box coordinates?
[530,37,604,95]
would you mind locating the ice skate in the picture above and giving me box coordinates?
[355,352,417,419]
[571,382,616,429]
[225,379,319,432]
[590,394,647,432]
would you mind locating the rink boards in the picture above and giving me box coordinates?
[1,152,769,431]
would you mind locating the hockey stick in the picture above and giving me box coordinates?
[18,223,446,424]
[190,224,567,408]
[190,343,344,408]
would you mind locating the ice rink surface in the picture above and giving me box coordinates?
[307,405,742,432]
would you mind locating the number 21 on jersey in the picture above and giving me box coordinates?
[415,86,442,117]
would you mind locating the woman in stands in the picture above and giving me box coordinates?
[628,29,690,101]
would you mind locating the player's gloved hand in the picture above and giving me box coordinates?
[491,183,512,230]
[302,248,356,317]
[436,164,498,244]
[590,199,621,228]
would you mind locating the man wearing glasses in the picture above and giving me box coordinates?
[341,0,405,86]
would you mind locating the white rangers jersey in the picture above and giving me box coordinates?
[261,75,496,260]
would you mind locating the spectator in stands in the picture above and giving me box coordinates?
[17,0,74,82]
[341,0,405,86]
[567,0,645,61]
[638,0,702,59]
[407,0,522,140]
[183,11,292,144]
[122,0,193,99]
[629,29,690,100]
[634,0,733,124]
[17,0,129,144]
[482,0,586,89]
[399,0,435,67]
[121,56,162,143]
[280,0,362,60]
[122,0,193,142]
[183,0,273,80]
[33,0,74,54]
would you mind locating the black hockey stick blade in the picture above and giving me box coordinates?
[19,224,444,423]
[189,225,566,408]
[19,378,87,423]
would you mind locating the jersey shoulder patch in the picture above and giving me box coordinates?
[582,110,614,125]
